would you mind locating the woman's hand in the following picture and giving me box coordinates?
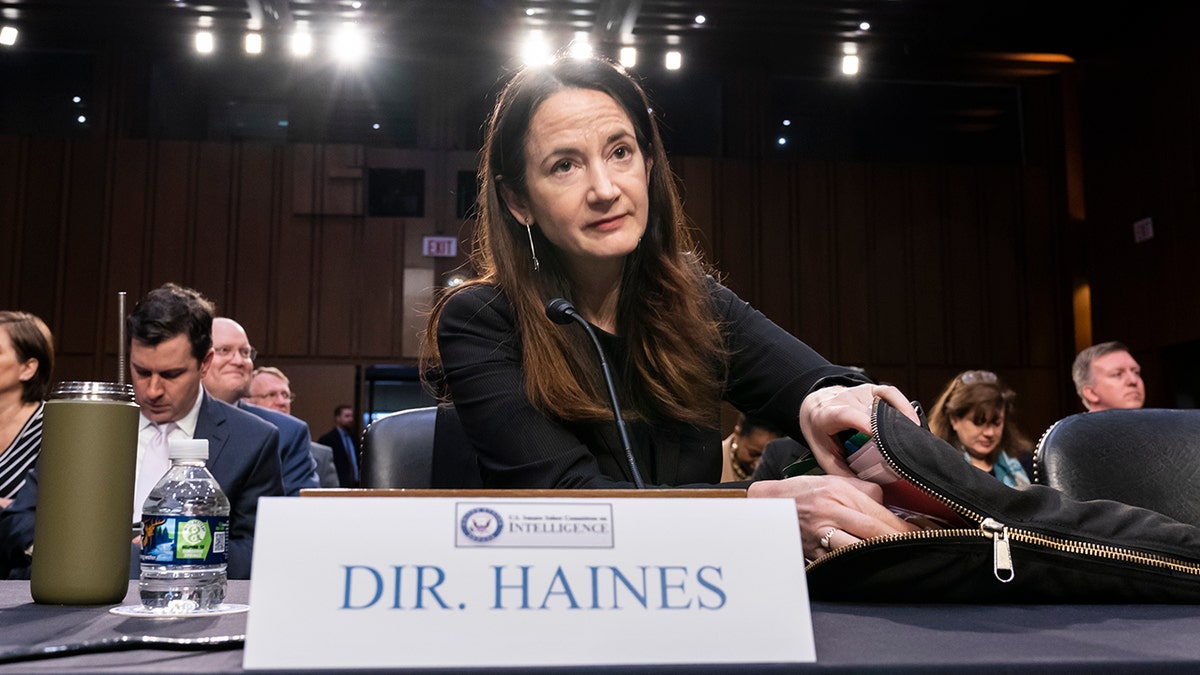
[798,382,919,476]
[748,475,919,560]
[0,497,11,510]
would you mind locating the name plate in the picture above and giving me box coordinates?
[243,497,815,669]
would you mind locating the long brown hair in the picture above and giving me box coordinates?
[928,370,1032,460]
[423,56,725,426]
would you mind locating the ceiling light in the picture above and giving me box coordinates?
[859,21,871,31]
[619,47,637,68]
[521,30,552,66]
[291,30,313,56]
[332,23,367,64]
[0,26,17,46]
[695,14,706,25]
[782,119,791,126]
[72,96,82,104]
[777,136,788,146]
[842,54,860,76]
[244,32,262,55]
[195,30,215,54]
[665,50,682,71]
[569,32,592,59]
[351,1,362,8]
[77,115,87,124]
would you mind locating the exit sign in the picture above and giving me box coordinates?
[422,236,458,258]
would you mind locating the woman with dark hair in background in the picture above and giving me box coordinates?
[0,311,54,509]
[721,414,783,482]
[928,370,1031,487]
[422,55,922,559]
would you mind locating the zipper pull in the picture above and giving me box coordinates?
[981,518,1015,583]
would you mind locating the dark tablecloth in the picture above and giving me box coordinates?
[2,581,1200,673]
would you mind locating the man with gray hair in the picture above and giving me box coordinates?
[249,366,339,489]
[1072,341,1146,412]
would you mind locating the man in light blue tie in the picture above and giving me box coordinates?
[317,405,359,488]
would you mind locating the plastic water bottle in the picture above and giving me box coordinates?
[138,438,230,613]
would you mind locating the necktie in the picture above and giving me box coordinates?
[133,422,175,518]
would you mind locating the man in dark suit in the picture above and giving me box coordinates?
[203,317,319,496]
[0,284,283,579]
[318,405,359,488]
[249,366,339,488]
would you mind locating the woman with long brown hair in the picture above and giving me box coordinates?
[423,55,921,559]
[928,370,1032,487]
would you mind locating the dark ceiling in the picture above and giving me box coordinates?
[0,0,1182,76]
[0,1,1189,157]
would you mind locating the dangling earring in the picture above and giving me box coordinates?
[524,219,540,271]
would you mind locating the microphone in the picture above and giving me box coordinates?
[545,298,645,489]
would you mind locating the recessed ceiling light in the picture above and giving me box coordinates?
[195,30,214,54]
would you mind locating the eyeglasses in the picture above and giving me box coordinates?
[959,370,998,385]
[249,390,295,402]
[213,345,257,361]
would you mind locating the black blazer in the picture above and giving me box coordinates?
[317,427,359,488]
[436,280,869,489]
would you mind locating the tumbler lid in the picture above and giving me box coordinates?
[169,438,209,461]
[48,381,135,402]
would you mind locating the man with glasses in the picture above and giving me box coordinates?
[249,366,339,488]
[202,317,319,496]
[248,366,296,414]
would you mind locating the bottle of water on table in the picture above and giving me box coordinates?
[139,438,230,613]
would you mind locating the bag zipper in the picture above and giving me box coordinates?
[807,399,1200,581]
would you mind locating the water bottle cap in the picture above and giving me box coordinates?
[168,438,209,460]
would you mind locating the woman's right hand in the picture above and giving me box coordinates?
[747,474,918,560]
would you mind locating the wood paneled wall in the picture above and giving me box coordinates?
[0,136,1075,436]
[1076,40,1200,406]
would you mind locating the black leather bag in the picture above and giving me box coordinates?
[805,399,1200,603]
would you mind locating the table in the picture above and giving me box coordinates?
[2,581,1200,672]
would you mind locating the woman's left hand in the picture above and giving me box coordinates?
[748,474,919,560]
[798,382,919,476]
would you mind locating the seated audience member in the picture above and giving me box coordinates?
[317,405,359,488]
[0,284,283,579]
[1072,341,1145,412]
[752,437,811,482]
[422,54,923,560]
[250,366,339,488]
[0,312,53,511]
[0,311,54,578]
[721,414,783,481]
[928,370,1031,488]
[248,366,295,413]
[202,318,319,496]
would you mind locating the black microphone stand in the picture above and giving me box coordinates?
[545,298,645,489]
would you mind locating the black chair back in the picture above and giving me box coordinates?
[1034,408,1200,527]
[360,403,481,489]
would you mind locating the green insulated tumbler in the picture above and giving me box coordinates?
[31,382,139,605]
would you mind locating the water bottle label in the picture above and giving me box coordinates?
[140,515,230,566]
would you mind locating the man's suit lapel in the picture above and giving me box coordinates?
[195,392,231,466]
